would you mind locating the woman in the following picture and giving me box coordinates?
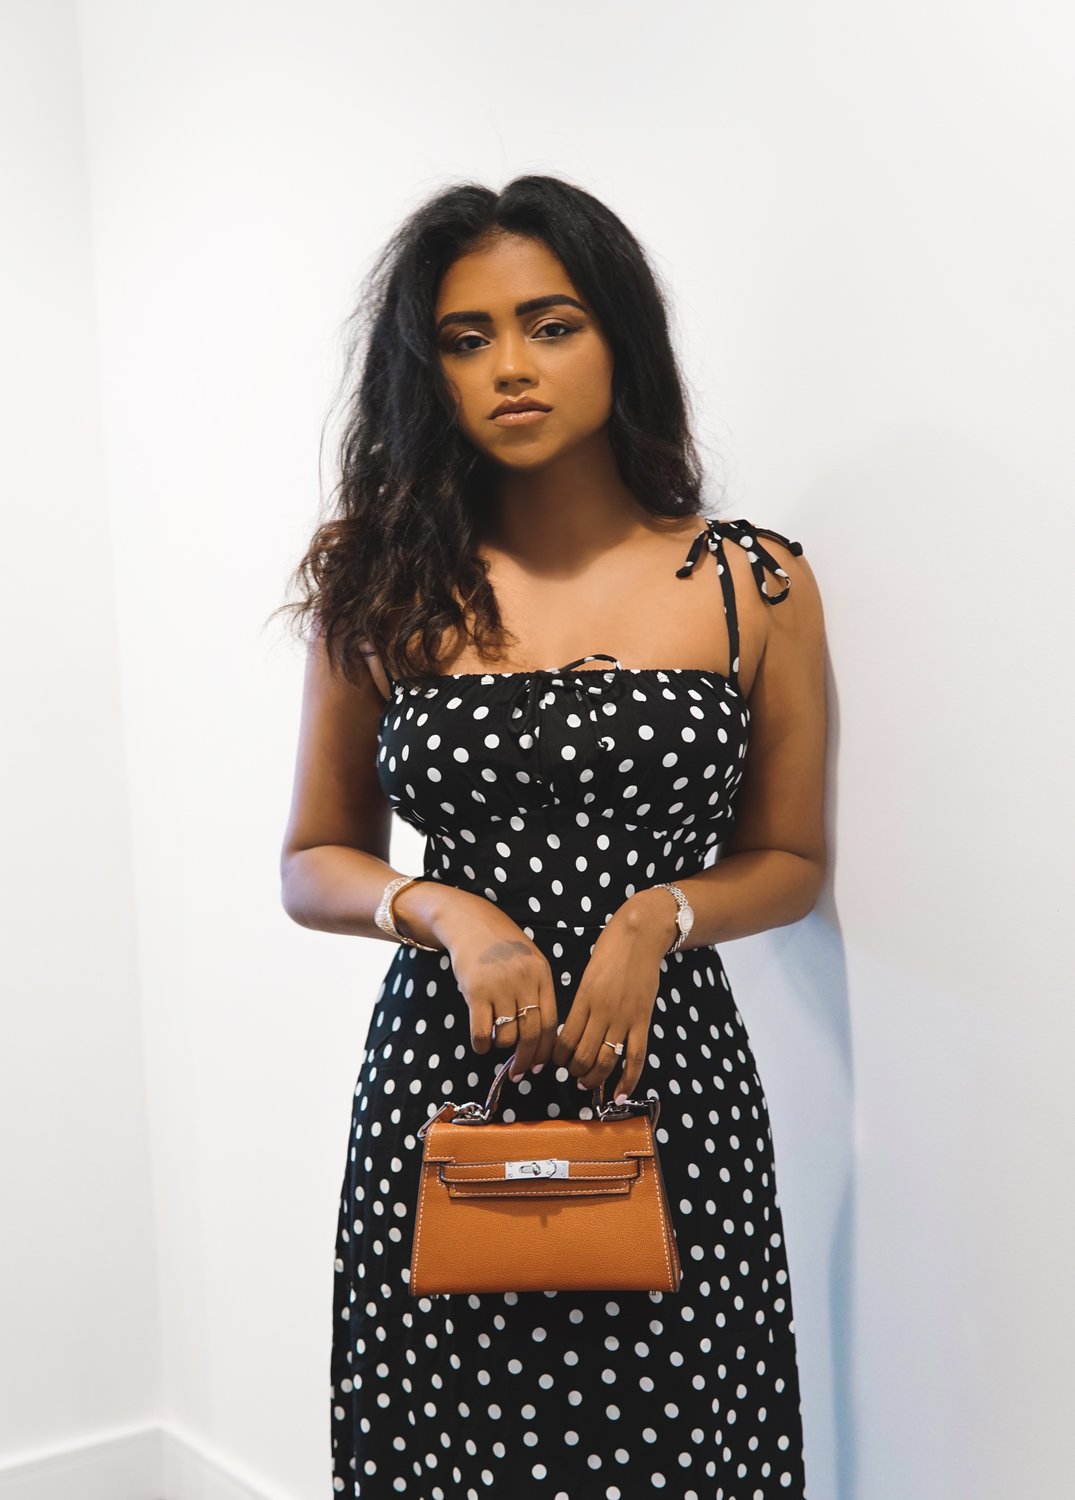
[279,174,826,1499]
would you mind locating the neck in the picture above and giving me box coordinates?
[480,436,651,567]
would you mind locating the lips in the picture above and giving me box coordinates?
[489,400,552,418]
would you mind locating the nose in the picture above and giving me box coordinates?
[493,327,538,387]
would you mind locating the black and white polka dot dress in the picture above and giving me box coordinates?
[331,516,809,1499]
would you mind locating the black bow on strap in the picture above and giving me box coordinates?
[676,517,803,603]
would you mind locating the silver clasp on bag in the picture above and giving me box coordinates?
[595,1095,660,1125]
[505,1158,569,1179]
[450,1100,490,1125]
[417,1100,488,1140]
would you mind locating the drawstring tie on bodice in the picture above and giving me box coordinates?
[505,653,630,782]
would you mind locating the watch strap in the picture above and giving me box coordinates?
[651,882,692,955]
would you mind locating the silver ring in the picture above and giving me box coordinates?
[602,1040,625,1056]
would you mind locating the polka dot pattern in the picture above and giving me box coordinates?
[330,517,807,1496]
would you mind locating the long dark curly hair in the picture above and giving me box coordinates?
[273,173,715,690]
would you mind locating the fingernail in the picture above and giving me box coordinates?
[577,1079,586,1090]
[531,1063,544,1075]
[615,1092,628,1104]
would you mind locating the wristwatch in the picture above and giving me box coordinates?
[651,882,694,954]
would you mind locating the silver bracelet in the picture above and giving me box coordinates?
[374,874,442,953]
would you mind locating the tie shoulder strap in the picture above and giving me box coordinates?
[675,515,804,691]
[676,516,803,598]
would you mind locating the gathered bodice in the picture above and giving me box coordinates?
[375,516,802,928]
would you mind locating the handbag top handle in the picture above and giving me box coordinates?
[457,1051,659,1126]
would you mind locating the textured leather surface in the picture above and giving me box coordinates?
[410,1110,682,1295]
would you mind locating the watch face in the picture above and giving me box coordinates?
[677,903,694,934]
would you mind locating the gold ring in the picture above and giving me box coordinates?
[493,1004,539,1029]
[602,1040,625,1056]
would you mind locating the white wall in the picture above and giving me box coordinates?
[0,0,160,1477]
[3,1,1073,1497]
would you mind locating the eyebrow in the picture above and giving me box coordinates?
[435,294,588,336]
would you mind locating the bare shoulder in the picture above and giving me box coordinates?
[721,521,827,870]
[745,524,827,746]
[760,532,825,646]
[713,517,826,677]
[279,625,393,871]
[359,639,393,702]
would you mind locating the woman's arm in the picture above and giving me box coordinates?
[278,630,561,1074]
[617,540,829,951]
[278,628,455,942]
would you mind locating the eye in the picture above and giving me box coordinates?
[447,332,488,354]
[533,320,575,339]
[443,320,579,355]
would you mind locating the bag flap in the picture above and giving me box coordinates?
[440,1157,640,1183]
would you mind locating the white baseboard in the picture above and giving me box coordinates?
[0,1425,163,1500]
[0,1423,295,1500]
[160,1426,299,1500]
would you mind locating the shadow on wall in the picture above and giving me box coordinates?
[717,620,853,1500]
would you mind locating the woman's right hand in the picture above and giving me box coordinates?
[425,889,559,1079]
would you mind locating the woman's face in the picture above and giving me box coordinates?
[434,233,615,471]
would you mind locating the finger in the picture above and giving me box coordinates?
[509,1001,543,1078]
[614,1027,649,1100]
[489,1000,520,1050]
[577,1029,627,1093]
[534,965,559,1068]
[552,1003,588,1069]
[464,996,491,1056]
[568,1011,611,1084]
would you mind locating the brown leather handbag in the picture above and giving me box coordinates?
[409,1052,682,1296]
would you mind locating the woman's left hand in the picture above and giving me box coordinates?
[551,889,677,1098]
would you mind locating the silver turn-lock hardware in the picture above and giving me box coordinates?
[504,1158,569,1179]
